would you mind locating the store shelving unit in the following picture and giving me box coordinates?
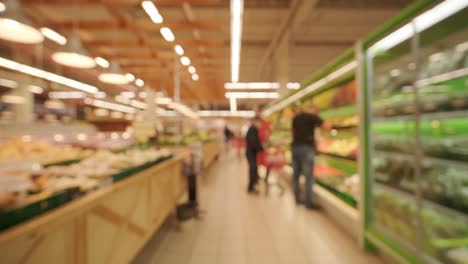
[361,1,468,263]
[263,50,362,240]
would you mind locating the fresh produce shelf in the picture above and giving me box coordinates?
[316,180,357,208]
[320,104,357,120]
[0,189,77,231]
[43,158,84,168]
[331,124,358,130]
[112,155,173,182]
[375,182,468,222]
[317,151,357,161]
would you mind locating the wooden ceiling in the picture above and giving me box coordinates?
[20,0,226,102]
[6,0,413,108]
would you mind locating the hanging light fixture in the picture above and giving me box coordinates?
[52,35,96,68]
[98,61,130,85]
[0,0,44,44]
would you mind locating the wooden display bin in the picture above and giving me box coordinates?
[202,141,221,169]
[0,153,189,264]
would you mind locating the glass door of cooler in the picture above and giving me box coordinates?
[366,24,421,255]
[414,7,468,264]
[366,2,468,264]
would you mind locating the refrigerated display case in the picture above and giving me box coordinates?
[363,1,468,263]
[262,50,361,239]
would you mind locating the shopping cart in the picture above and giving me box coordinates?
[258,147,286,194]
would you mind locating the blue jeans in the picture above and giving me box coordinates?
[292,145,315,207]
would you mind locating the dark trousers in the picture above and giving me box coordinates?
[246,151,258,191]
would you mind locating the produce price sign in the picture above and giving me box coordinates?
[133,121,155,142]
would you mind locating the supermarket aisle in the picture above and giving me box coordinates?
[133,152,382,264]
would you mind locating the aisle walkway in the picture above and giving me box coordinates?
[133,153,382,264]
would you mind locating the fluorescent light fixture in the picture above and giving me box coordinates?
[198,110,255,118]
[192,73,199,81]
[98,61,129,85]
[52,36,95,68]
[416,67,468,87]
[155,97,172,105]
[27,85,44,94]
[413,0,468,33]
[169,102,199,119]
[174,45,184,56]
[125,73,135,82]
[98,73,129,85]
[160,27,175,42]
[230,97,237,112]
[94,91,106,99]
[0,57,99,93]
[90,99,136,114]
[52,52,96,68]
[49,91,85,99]
[95,57,110,68]
[121,91,135,98]
[1,95,25,104]
[141,1,163,24]
[180,56,191,66]
[225,92,279,99]
[224,82,300,89]
[287,82,300,89]
[40,27,67,45]
[130,100,147,109]
[225,82,279,89]
[369,0,468,54]
[0,2,5,12]
[0,77,18,88]
[188,66,196,74]
[231,0,244,82]
[135,79,144,87]
[262,61,357,116]
[0,18,44,44]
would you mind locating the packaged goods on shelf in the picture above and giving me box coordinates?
[318,137,358,158]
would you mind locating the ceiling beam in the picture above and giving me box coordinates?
[42,19,222,31]
[257,0,319,78]
[23,0,221,5]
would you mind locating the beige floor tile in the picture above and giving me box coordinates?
[133,153,384,264]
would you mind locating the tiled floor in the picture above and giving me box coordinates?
[133,152,383,264]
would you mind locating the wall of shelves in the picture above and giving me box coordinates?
[364,1,468,263]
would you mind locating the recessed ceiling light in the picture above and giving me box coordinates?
[95,57,109,68]
[188,66,196,74]
[135,79,144,87]
[180,56,191,66]
[125,73,135,82]
[160,27,175,42]
[52,36,95,68]
[174,45,184,56]
[40,27,67,45]
[141,1,163,24]
[192,74,199,81]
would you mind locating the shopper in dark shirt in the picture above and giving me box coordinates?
[292,105,327,209]
[245,116,263,193]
